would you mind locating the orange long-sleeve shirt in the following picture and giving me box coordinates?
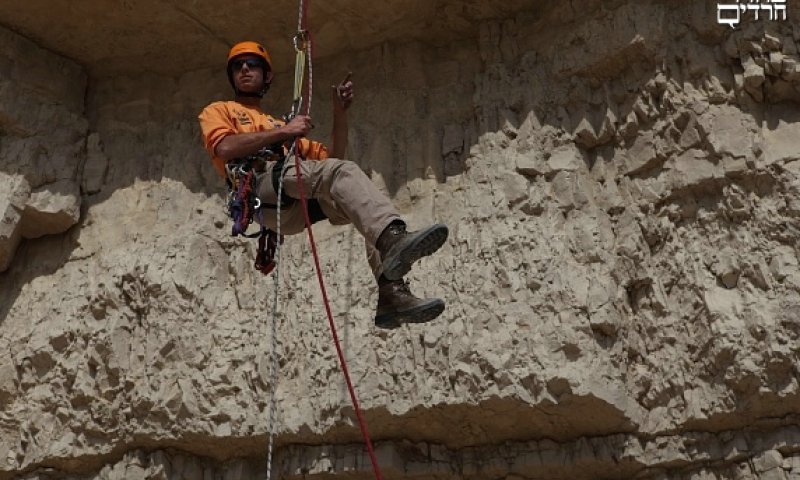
[198,100,329,178]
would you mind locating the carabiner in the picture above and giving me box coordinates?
[293,30,309,52]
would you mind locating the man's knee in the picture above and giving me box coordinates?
[321,157,350,170]
[320,158,364,182]
[336,158,366,177]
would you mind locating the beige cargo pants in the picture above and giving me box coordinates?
[255,158,402,279]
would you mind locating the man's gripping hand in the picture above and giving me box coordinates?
[282,115,312,138]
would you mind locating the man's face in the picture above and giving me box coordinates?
[231,55,268,93]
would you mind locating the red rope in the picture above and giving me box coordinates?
[294,4,384,479]
[292,150,384,480]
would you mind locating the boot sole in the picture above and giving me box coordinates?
[375,298,445,330]
[382,224,449,281]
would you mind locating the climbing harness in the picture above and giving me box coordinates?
[225,150,284,275]
[263,0,384,479]
[225,159,261,237]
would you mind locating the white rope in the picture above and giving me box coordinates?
[307,38,313,116]
[266,2,310,476]
[297,0,304,31]
[265,146,292,480]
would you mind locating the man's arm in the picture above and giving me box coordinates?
[331,73,353,159]
[331,104,348,159]
[215,116,312,161]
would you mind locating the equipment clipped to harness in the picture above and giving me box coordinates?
[254,225,283,275]
[226,160,261,236]
[225,156,284,275]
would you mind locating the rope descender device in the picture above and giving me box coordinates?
[290,29,311,120]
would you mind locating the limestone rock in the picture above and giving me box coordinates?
[624,131,660,176]
[763,105,800,165]
[573,116,599,147]
[547,144,584,173]
[770,247,798,282]
[665,149,723,192]
[710,248,741,289]
[82,133,109,195]
[755,450,785,473]
[704,105,755,160]
[769,51,785,76]
[0,173,30,271]
[20,181,81,239]
[515,150,548,176]
[2,5,800,480]
[764,33,781,51]
[784,58,800,80]
[742,55,766,101]
[502,171,529,206]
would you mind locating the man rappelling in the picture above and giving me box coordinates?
[198,41,449,329]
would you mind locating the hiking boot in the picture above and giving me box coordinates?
[375,222,448,281]
[374,279,445,329]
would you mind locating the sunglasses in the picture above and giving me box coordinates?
[231,58,264,71]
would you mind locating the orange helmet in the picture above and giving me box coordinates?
[227,41,273,97]
[227,41,273,70]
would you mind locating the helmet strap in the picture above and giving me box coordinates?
[236,89,264,98]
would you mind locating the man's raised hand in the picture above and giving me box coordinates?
[333,72,354,112]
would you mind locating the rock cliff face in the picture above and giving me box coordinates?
[2,1,800,479]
